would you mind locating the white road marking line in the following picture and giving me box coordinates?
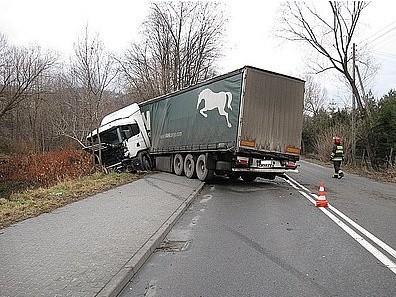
[284,178,299,190]
[284,175,396,275]
[296,181,311,193]
[299,190,316,204]
[289,174,396,260]
[328,204,396,260]
[286,175,311,192]
[319,205,396,274]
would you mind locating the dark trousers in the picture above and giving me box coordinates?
[333,161,341,174]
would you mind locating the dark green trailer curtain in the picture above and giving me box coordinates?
[140,71,243,153]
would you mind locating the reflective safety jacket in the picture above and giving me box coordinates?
[331,144,344,161]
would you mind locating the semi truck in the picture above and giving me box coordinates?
[86,66,305,182]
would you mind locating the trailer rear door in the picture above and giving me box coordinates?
[238,67,304,157]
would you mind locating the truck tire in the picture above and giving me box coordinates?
[173,154,184,176]
[241,173,257,182]
[137,152,152,171]
[196,154,214,181]
[141,153,153,171]
[184,154,196,179]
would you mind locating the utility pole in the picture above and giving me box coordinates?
[351,43,356,165]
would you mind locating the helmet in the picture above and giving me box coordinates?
[333,136,341,144]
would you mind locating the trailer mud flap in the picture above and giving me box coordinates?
[155,156,173,173]
[216,161,232,171]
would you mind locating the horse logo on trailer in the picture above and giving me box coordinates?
[197,88,233,128]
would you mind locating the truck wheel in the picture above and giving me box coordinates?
[184,154,196,179]
[173,154,184,176]
[138,152,152,171]
[196,154,214,181]
[241,173,257,182]
[141,153,153,171]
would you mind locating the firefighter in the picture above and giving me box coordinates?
[331,136,344,179]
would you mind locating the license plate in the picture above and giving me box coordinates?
[258,160,272,167]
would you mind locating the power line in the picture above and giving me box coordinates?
[370,32,396,51]
[367,25,396,44]
[362,19,396,43]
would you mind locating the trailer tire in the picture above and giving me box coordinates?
[196,154,214,181]
[173,154,184,176]
[241,173,257,182]
[184,154,196,179]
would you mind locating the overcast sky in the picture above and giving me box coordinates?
[1,0,395,105]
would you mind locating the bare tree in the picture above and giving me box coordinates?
[0,33,58,121]
[278,1,376,166]
[304,76,327,116]
[118,2,226,100]
[53,27,118,147]
[72,27,118,124]
[278,2,370,114]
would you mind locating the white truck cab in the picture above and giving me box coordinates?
[86,103,152,171]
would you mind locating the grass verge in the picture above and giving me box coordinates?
[0,171,144,229]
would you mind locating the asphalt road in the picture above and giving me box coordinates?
[119,160,396,297]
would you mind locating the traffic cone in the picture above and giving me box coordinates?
[316,182,328,207]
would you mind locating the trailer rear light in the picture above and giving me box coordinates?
[236,156,249,166]
[286,161,297,168]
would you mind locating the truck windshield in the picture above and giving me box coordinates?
[100,129,121,145]
[88,128,121,146]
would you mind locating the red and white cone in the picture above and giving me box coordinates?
[316,182,328,207]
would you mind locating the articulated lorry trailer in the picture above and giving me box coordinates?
[87,66,305,182]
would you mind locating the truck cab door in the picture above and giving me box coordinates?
[120,123,148,158]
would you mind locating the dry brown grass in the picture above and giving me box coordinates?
[0,171,144,229]
[301,156,396,183]
[344,165,396,183]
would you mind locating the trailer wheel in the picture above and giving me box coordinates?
[196,154,214,181]
[241,173,257,182]
[184,154,196,179]
[173,154,184,176]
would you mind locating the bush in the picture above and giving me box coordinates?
[0,149,93,188]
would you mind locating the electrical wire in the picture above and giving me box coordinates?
[362,19,396,43]
[369,25,396,44]
[370,32,396,51]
